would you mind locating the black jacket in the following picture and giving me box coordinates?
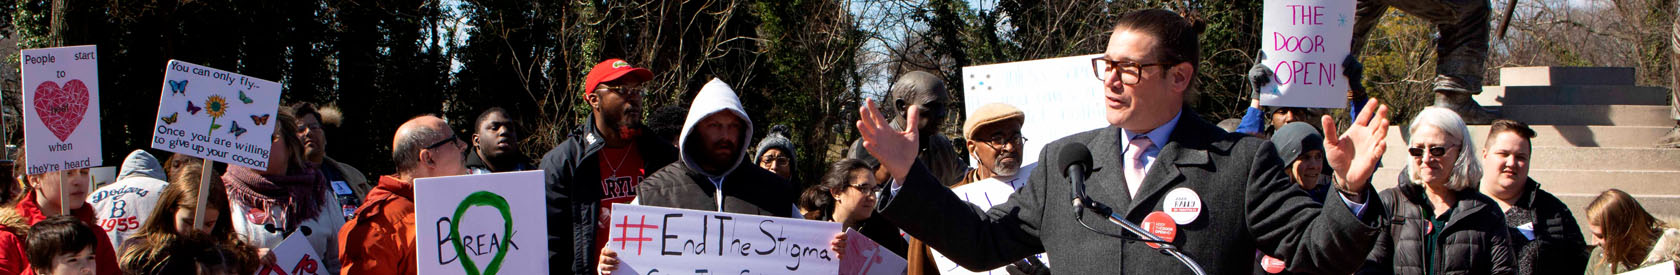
[540,116,679,275]
[877,111,1386,274]
[1362,181,1516,275]
[465,146,535,173]
[1505,179,1589,275]
[636,159,794,218]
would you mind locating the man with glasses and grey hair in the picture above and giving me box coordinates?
[338,115,469,275]
[929,102,1052,275]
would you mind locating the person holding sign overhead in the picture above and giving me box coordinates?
[221,113,345,274]
[0,153,117,275]
[854,9,1393,274]
[540,58,680,275]
[337,115,470,275]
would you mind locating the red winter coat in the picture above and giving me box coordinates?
[0,194,119,275]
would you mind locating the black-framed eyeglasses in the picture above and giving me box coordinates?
[596,83,645,98]
[424,134,463,150]
[1092,57,1170,85]
[1407,145,1457,158]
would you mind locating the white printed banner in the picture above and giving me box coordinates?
[962,54,1111,168]
[606,204,843,275]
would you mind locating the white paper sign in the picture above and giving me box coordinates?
[19,45,102,174]
[415,171,547,275]
[149,60,283,170]
[256,232,327,275]
[606,204,843,275]
[840,229,907,275]
[1259,0,1354,108]
[962,55,1111,168]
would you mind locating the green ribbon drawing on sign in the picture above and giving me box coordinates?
[450,191,514,275]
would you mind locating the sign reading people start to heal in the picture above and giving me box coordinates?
[1259,0,1354,109]
[149,60,283,170]
[19,45,102,174]
[415,171,547,275]
[606,204,843,275]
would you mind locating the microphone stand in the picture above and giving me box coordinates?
[1075,197,1207,275]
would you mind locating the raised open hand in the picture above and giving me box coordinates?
[856,99,921,183]
[1322,98,1390,201]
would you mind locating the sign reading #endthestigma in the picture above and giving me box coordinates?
[415,171,546,275]
[256,231,327,275]
[149,60,282,170]
[962,54,1110,169]
[1259,0,1354,109]
[606,204,843,275]
[19,45,102,174]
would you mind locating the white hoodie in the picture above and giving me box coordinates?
[674,78,755,209]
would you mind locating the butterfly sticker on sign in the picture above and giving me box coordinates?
[149,60,283,171]
[19,45,102,175]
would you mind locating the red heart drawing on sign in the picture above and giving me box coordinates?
[33,80,90,142]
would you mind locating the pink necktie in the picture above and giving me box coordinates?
[1125,137,1154,198]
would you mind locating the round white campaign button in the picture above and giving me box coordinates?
[1162,187,1202,224]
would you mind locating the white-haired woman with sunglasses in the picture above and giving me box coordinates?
[1360,107,1516,275]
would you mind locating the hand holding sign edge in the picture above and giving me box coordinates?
[856,99,920,184]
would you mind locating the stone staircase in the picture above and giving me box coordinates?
[1371,67,1680,232]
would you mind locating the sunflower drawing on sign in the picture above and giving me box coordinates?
[204,95,229,137]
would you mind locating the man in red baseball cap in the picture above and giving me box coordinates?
[539,58,678,275]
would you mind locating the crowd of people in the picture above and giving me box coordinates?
[0,6,1676,275]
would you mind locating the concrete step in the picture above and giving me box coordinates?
[1494,105,1674,126]
[1377,145,1680,171]
[1383,125,1673,148]
[1475,86,1670,106]
[1371,168,1680,194]
[1499,67,1637,86]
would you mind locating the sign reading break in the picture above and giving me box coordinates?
[415,171,546,275]
[149,60,282,170]
[606,204,842,275]
[20,45,102,174]
[1259,0,1354,109]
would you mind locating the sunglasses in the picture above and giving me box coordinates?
[1407,145,1456,157]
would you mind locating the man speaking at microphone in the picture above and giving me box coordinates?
[855,9,1394,274]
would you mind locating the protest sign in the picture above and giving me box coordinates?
[840,229,907,275]
[606,204,843,275]
[1258,0,1355,108]
[149,60,282,171]
[256,231,327,275]
[961,54,1110,168]
[415,171,546,275]
[20,45,102,175]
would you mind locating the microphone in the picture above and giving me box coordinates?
[1058,144,1206,275]
[1057,143,1092,218]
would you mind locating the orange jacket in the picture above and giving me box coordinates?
[338,176,416,275]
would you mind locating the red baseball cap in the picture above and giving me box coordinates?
[584,59,653,95]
